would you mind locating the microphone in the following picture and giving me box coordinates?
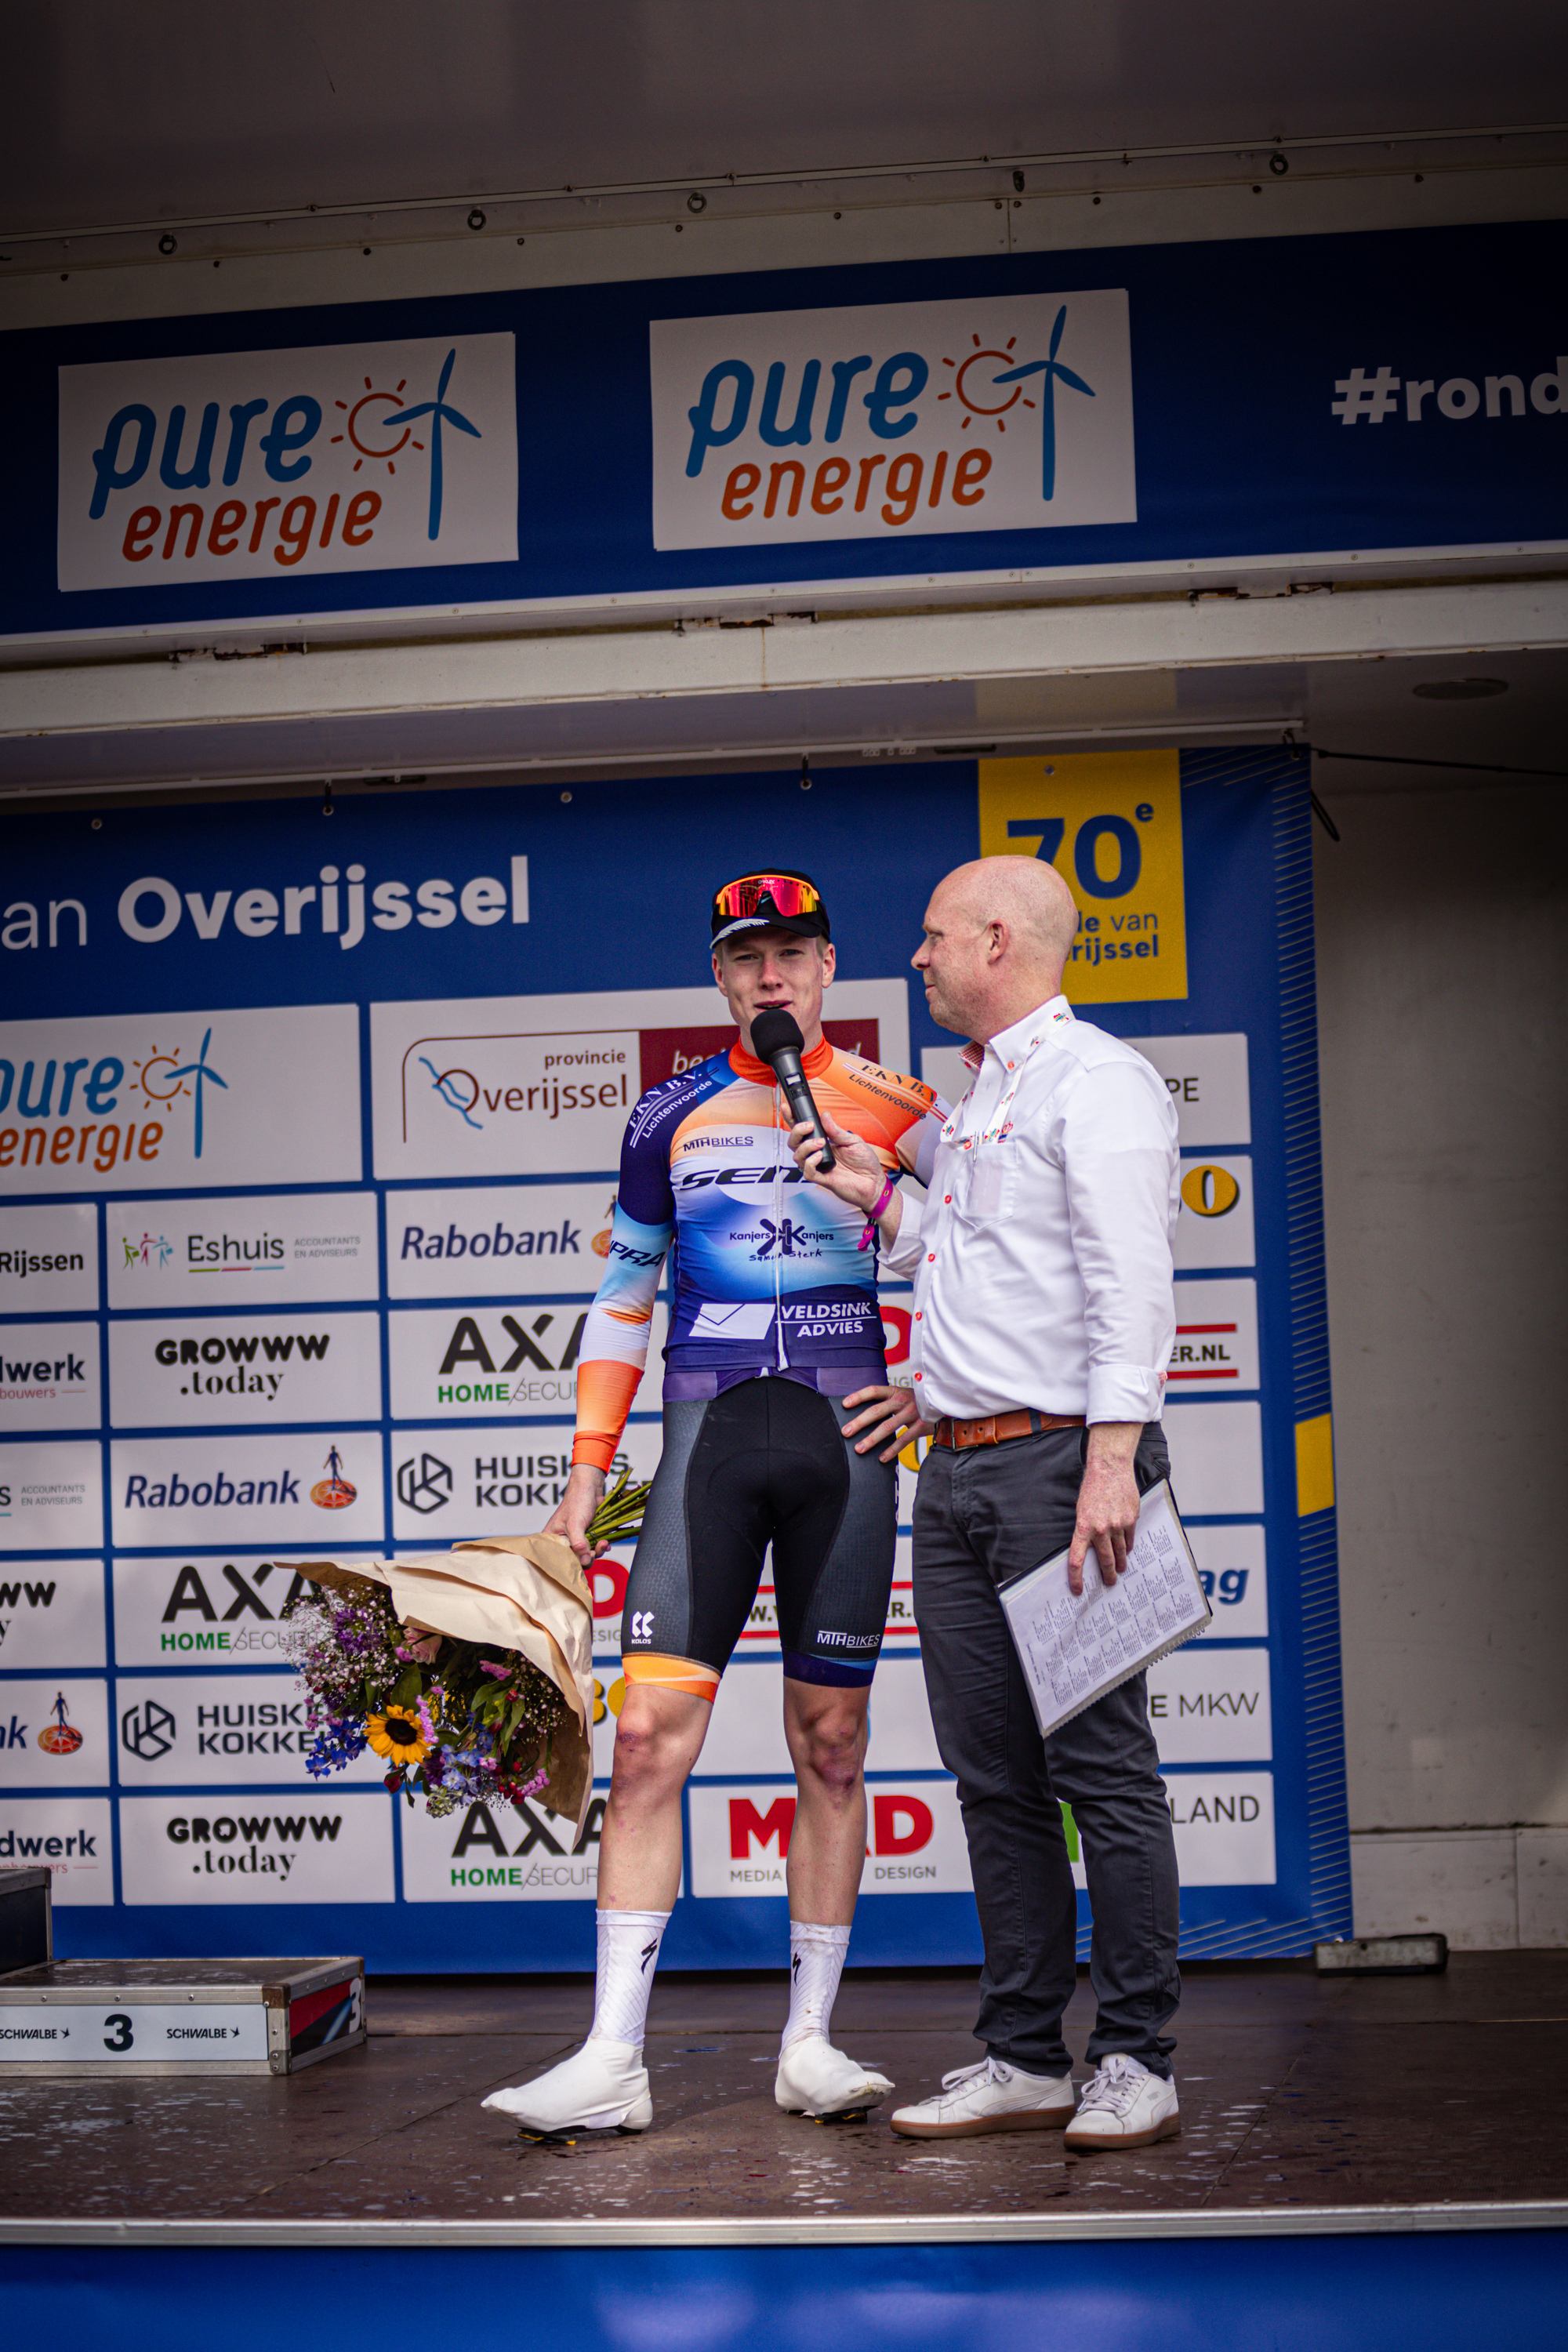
[750,1007,836,1173]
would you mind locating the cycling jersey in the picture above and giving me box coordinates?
[571,1035,946,1473]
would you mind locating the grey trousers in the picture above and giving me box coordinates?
[913,1421,1181,2078]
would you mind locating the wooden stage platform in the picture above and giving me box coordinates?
[4,1953,1566,2349]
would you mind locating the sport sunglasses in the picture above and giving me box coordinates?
[710,873,824,926]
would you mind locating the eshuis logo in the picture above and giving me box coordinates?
[651,288,1134,551]
[59,332,518,593]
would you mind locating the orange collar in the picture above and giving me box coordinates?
[730,1033,834,1086]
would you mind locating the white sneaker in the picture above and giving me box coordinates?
[481,2035,652,2134]
[889,2055,1076,2140]
[775,2033,894,2119]
[1063,2053,1180,2150]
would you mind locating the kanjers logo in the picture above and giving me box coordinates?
[1,1026,225,1178]
[60,333,518,592]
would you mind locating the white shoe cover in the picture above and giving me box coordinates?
[481,2035,652,2133]
[775,2033,894,2118]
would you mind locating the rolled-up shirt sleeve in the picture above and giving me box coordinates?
[881,1181,929,1282]
[1059,1062,1178,1425]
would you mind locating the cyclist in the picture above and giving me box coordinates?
[483,870,944,2135]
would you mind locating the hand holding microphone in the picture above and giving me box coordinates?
[750,1007,837,1172]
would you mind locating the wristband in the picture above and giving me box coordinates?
[858,1172,898,1251]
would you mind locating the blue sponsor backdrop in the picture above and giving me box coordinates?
[0,745,1347,1966]
[8,215,1565,637]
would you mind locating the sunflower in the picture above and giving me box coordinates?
[366,1709,429,1766]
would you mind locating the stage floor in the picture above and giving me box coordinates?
[3,1952,1566,2242]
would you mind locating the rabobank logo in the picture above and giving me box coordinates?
[650,289,1135,550]
[111,1431,384,1545]
[58,333,519,593]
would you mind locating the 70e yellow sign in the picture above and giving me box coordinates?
[977,748,1188,1002]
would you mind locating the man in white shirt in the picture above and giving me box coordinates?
[789,854,1184,2151]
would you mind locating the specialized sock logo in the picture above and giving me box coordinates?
[640,1940,659,1974]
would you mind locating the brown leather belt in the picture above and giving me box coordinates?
[931,1409,1085,1450]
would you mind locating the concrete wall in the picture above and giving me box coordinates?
[1313,779,1568,1945]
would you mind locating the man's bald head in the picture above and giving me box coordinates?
[935,857,1080,967]
[915,856,1081,1040]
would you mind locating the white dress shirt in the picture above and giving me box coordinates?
[885,995,1179,1425]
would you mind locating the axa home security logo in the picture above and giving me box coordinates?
[1,1025,225,1178]
[57,332,518,593]
[650,287,1135,551]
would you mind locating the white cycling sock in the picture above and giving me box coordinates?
[590,1907,670,2048]
[782,1920,851,2052]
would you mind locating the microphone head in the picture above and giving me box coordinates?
[749,1007,805,1064]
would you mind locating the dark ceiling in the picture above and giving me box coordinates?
[6,0,1568,233]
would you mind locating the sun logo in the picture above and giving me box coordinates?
[938,333,1039,436]
[130,1044,192,1109]
[129,1029,227,1158]
[331,377,428,477]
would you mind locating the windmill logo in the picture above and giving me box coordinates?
[129,1026,228,1159]
[394,350,482,542]
[992,305,1096,502]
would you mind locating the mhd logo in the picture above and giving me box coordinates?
[686,1780,973,1896]
[59,333,518,592]
[650,288,1135,550]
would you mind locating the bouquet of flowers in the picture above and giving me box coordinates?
[280,1468,647,1826]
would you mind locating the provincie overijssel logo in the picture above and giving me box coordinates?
[650,287,1136,551]
[57,332,519,593]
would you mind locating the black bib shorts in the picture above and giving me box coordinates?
[619,1374,897,1697]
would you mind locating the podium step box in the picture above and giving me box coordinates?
[0,1955,365,2077]
[0,1867,53,1976]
